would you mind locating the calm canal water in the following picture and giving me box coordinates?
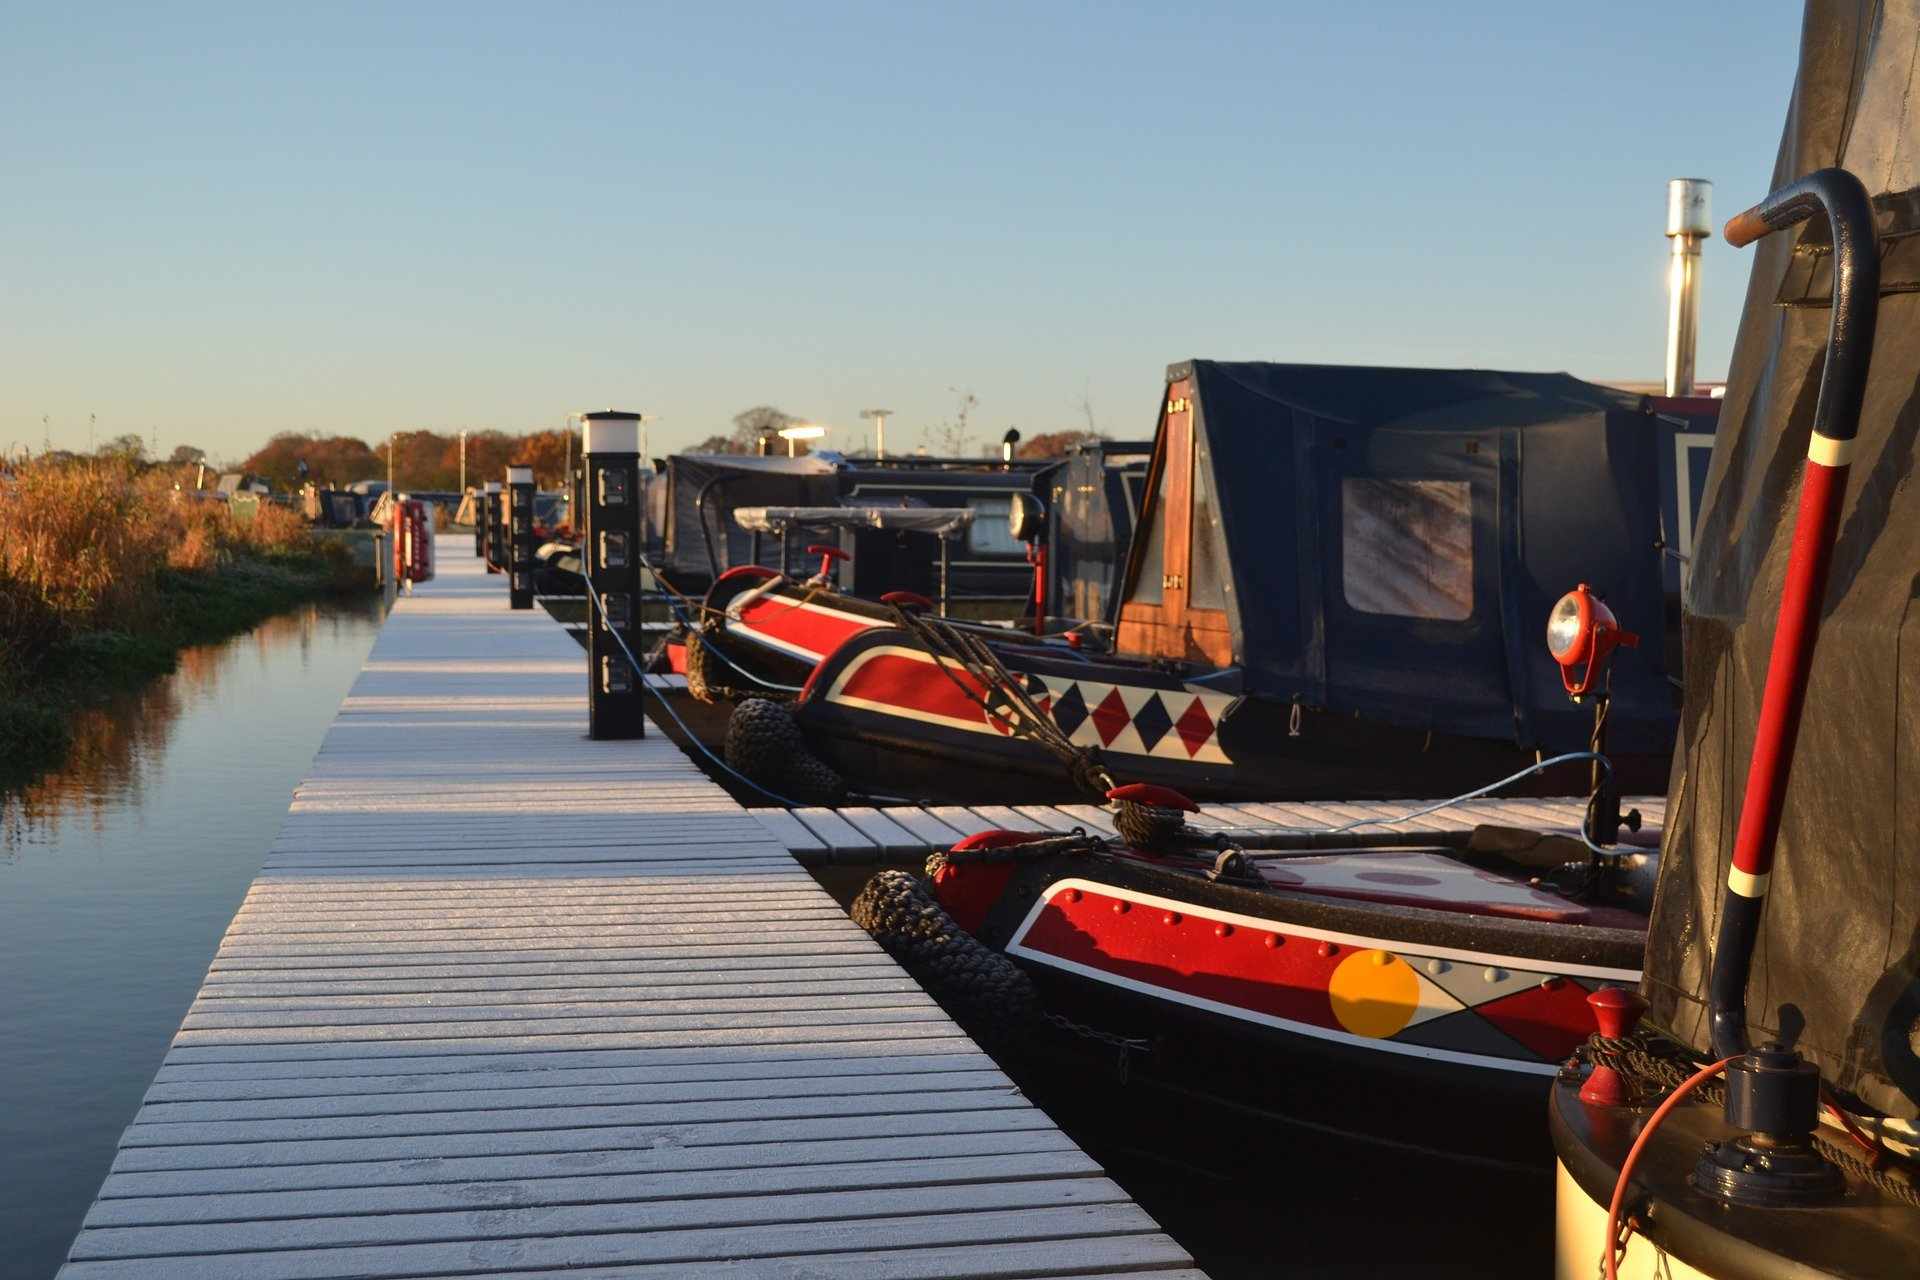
[0,599,386,1280]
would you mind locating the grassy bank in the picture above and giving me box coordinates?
[0,457,366,788]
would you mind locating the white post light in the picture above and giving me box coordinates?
[860,408,893,459]
[778,422,827,458]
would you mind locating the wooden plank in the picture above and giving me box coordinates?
[924,806,999,837]
[56,539,1190,1280]
[749,806,827,859]
[884,806,967,848]
[792,806,877,859]
[837,806,928,857]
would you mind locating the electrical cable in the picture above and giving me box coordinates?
[1314,750,1620,856]
[1602,1057,1734,1280]
[575,562,807,809]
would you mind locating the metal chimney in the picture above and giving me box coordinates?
[1665,178,1712,396]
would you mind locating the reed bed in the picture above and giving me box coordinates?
[0,455,356,784]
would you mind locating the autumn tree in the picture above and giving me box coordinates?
[242,432,381,489]
[1016,430,1104,459]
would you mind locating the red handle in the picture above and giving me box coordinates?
[805,544,850,562]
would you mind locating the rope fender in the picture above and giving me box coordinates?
[722,698,846,806]
[850,869,1038,1029]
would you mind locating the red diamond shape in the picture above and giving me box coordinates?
[1089,688,1130,746]
[1472,981,1593,1061]
[1174,697,1215,756]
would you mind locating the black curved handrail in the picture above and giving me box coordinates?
[1708,167,1880,1061]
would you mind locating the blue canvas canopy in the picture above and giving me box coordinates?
[1114,360,1713,758]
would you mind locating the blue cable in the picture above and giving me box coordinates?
[1316,749,1620,856]
[574,565,807,809]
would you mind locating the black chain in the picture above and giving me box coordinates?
[1043,1011,1155,1083]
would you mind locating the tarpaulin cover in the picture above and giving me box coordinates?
[1643,0,1920,1116]
[733,505,976,537]
[1168,360,1700,757]
[662,454,840,577]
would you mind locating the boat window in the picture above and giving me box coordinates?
[1130,491,1166,604]
[967,496,1023,555]
[1189,432,1228,610]
[1341,479,1473,621]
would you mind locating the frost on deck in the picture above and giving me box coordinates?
[60,540,1200,1280]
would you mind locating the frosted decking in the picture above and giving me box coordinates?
[60,541,1199,1279]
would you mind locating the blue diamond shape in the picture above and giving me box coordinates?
[1050,683,1088,736]
[1131,693,1173,751]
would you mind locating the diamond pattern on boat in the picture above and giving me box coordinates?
[1036,677,1235,765]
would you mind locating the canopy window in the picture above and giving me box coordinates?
[1340,479,1473,621]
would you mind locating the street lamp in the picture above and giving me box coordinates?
[777,422,827,458]
[860,408,893,460]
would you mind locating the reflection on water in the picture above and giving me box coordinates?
[0,598,386,1280]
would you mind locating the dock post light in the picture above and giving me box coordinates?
[860,408,893,459]
[581,410,647,740]
[481,481,503,574]
[778,422,827,457]
[1001,428,1021,466]
[506,463,535,609]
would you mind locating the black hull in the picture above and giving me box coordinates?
[801,695,1670,805]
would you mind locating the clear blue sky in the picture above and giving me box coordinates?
[2,2,1805,461]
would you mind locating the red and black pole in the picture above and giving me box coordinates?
[1708,168,1879,1059]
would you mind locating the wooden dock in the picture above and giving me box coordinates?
[60,542,1201,1279]
[743,787,1665,867]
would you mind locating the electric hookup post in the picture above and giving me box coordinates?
[471,489,485,559]
[481,481,502,574]
[506,464,535,609]
[581,411,646,740]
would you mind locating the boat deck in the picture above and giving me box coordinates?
[59,541,1199,1279]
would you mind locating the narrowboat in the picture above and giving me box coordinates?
[713,362,1715,804]
[1550,7,1920,1273]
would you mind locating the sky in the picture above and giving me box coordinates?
[1,2,1808,461]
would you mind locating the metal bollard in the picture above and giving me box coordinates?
[581,411,646,739]
[506,464,535,609]
[481,480,502,574]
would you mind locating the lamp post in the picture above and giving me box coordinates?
[778,422,827,458]
[459,429,468,494]
[860,408,893,460]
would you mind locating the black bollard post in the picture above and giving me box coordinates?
[481,481,502,574]
[506,464,535,609]
[471,488,485,560]
[581,411,646,739]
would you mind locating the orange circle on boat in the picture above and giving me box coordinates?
[1328,949,1419,1038]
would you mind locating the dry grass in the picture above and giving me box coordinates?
[0,456,332,679]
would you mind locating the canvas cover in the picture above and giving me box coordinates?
[1643,0,1920,1116]
[661,454,839,578]
[1170,360,1700,758]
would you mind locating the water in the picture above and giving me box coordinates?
[0,600,386,1280]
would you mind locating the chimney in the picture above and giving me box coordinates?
[1665,178,1712,396]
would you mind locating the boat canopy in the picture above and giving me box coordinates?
[1114,360,1710,757]
[1645,0,1920,1120]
